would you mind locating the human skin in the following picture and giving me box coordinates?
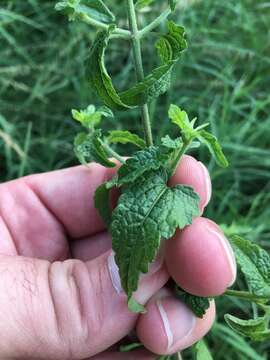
[0,155,236,359]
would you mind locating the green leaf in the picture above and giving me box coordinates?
[197,130,229,168]
[55,0,115,23]
[230,235,270,298]
[168,105,228,167]
[128,297,147,313]
[168,104,191,133]
[175,286,210,318]
[72,104,113,129]
[224,314,270,341]
[107,130,146,149]
[161,135,200,151]
[94,183,112,227]
[111,169,200,307]
[89,21,187,110]
[118,62,175,106]
[194,340,213,360]
[161,135,183,149]
[74,130,116,167]
[156,21,187,64]
[116,146,172,186]
[88,29,131,110]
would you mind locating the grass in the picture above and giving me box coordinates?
[0,0,270,358]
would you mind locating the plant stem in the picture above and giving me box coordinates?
[138,7,171,39]
[225,289,270,303]
[82,14,131,39]
[126,0,153,146]
[101,141,125,164]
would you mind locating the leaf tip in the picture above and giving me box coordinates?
[128,297,147,314]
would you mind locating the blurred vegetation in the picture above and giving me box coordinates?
[0,0,270,358]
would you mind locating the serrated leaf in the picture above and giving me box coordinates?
[89,21,187,110]
[175,286,210,318]
[107,130,146,149]
[194,340,213,360]
[55,0,115,23]
[156,21,187,64]
[88,29,132,110]
[116,146,172,186]
[197,130,229,168]
[72,104,113,129]
[74,130,115,167]
[161,135,183,149]
[111,169,200,306]
[230,235,270,298]
[119,62,174,106]
[94,183,112,227]
[168,104,191,133]
[224,314,270,341]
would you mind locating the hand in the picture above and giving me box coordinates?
[0,155,236,359]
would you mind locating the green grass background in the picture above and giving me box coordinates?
[0,0,270,358]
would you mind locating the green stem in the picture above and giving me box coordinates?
[138,7,171,39]
[126,0,153,146]
[82,14,131,39]
[169,139,192,177]
[225,289,270,303]
[101,141,125,164]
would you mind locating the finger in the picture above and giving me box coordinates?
[165,217,237,297]
[0,181,68,260]
[136,289,215,355]
[0,253,168,359]
[24,163,117,239]
[71,232,111,261]
[170,155,212,213]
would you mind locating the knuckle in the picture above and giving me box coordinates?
[47,259,108,358]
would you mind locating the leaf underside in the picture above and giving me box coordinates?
[230,235,270,298]
[225,314,270,341]
[175,286,210,318]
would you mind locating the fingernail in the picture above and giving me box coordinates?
[107,252,123,294]
[198,161,212,211]
[206,225,237,286]
[156,297,196,351]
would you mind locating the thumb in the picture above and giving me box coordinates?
[0,253,167,359]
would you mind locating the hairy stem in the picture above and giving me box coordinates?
[126,0,153,146]
[139,7,171,39]
[225,289,270,303]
